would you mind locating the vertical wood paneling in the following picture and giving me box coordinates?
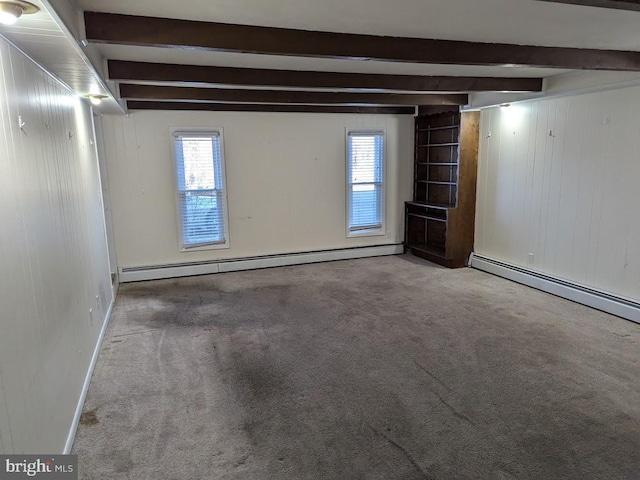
[482,108,502,259]
[571,95,603,285]
[93,117,118,277]
[544,98,569,276]
[0,37,113,453]
[554,95,586,280]
[474,110,489,255]
[476,86,640,303]
[525,100,546,265]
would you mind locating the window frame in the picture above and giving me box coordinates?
[345,128,386,238]
[170,127,230,252]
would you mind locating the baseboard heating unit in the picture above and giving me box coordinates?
[119,244,404,283]
[470,254,640,324]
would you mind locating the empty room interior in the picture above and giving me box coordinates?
[1,0,639,478]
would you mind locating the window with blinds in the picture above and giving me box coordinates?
[346,130,385,236]
[172,130,229,249]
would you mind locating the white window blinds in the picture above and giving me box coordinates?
[347,131,384,233]
[173,132,228,249]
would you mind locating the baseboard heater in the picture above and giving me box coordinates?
[470,254,640,324]
[119,244,404,283]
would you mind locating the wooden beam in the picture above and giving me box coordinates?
[417,106,460,116]
[119,84,468,105]
[535,0,640,12]
[126,101,416,114]
[85,12,640,71]
[108,60,543,92]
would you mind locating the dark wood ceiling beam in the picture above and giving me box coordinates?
[119,84,468,105]
[108,60,543,92]
[126,101,416,114]
[85,12,640,71]
[535,0,640,11]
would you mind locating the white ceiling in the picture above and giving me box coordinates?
[3,0,640,113]
[75,0,640,105]
[76,0,640,50]
[0,0,123,113]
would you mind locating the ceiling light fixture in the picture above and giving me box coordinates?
[85,94,108,106]
[0,1,39,26]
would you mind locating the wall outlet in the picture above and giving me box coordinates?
[528,253,535,265]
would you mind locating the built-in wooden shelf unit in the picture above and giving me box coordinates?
[404,109,480,268]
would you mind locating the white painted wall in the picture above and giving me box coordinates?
[0,38,113,452]
[101,111,413,269]
[475,87,640,303]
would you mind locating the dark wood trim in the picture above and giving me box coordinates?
[446,111,480,262]
[535,0,640,11]
[108,60,543,92]
[126,101,416,114]
[417,105,460,116]
[85,12,640,71]
[119,84,468,105]
[406,246,468,268]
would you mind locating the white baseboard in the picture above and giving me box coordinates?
[470,254,640,324]
[63,298,115,454]
[119,244,404,283]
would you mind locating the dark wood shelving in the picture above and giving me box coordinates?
[417,180,456,185]
[406,243,446,257]
[404,110,480,268]
[405,201,450,210]
[417,125,459,132]
[416,162,458,166]
[417,142,459,147]
[407,212,447,222]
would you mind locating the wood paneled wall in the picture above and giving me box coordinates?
[0,37,113,452]
[475,88,640,303]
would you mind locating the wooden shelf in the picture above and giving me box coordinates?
[406,243,446,257]
[405,201,449,209]
[407,212,447,223]
[417,180,456,185]
[417,142,459,147]
[405,110,479,268]
[416,162,458,166]
[416,125,459,132]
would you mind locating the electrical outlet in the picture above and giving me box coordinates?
[528,253,535,265]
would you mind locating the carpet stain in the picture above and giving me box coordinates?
[80,409,99,426]
[71,256,640,480]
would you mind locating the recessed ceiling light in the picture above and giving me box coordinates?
[0,1,40,26]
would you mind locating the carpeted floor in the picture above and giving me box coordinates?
[72,255,640,479]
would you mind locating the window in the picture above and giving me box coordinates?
[346,130,385,236]
[172,130,229,250]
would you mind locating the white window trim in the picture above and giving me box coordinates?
[170,127,231,252]
[345,128,386,238]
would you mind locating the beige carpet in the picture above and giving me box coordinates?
[73,255,640,479]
